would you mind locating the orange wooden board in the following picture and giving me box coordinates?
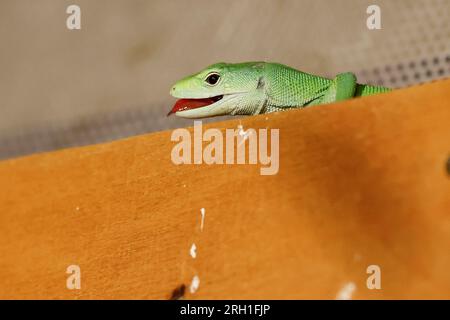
[0,80,449,299]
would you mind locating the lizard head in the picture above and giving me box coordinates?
[168,62,265,118]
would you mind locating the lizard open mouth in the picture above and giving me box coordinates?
[167,95,223,116]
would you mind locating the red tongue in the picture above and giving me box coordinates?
[167,98,216,116]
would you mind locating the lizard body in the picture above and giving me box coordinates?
[168,62,391,118]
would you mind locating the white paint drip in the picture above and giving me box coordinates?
[336,282,356,300]
[200,208,205,231]
[190,243,197,259]
[237,125,247,137]
[237,125,252,147]
[190,275,200,294]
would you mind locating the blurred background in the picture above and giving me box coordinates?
[0,0,449,160]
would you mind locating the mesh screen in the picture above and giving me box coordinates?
[1,0,449,160]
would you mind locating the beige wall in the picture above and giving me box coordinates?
[1,0,449,157]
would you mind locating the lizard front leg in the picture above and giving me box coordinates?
[333,72,357,101]
[309,72,357,106]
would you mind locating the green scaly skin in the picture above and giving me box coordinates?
[169,62,391,118]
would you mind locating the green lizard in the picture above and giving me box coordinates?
[168,62,391,118]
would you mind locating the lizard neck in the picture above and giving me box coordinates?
[263,63,332,109]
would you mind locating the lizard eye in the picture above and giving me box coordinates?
[205,73,220,86]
